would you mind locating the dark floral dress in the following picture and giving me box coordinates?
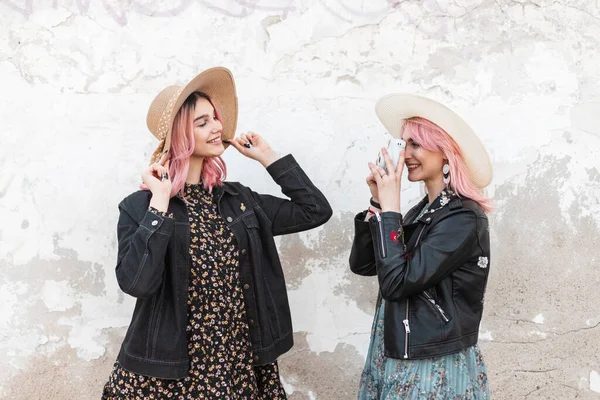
[102,183,286,400]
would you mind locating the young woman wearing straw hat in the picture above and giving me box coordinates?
[350,94,493,399]
[101,67,332,399]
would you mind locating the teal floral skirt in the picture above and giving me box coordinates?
[358,300,490,400]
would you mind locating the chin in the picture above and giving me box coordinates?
[194,147,225,158]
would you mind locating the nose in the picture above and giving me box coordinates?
[212,118,223,132]
[403,144,412,159]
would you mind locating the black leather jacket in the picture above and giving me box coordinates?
[349,190,490,360]
[114,155,332,379]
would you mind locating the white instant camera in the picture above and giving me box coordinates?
[377,138,406,172]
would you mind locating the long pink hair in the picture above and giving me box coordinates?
[402,117,493,213]
[168,92,227,198]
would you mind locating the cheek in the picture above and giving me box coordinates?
[193,127,210,143]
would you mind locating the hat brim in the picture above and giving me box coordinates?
[149,67,238,164]
[375,93,493,189]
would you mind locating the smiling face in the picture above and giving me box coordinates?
[401,129,446,185]
[191,96,225,159]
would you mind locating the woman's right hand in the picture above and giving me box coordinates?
[142,152,172,212]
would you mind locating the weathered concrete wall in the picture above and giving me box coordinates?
[1,1,600,398]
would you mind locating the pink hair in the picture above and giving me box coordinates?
[402,117,493,213]
[168,92,227,198]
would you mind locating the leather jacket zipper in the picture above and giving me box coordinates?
[403,298,410,359]
[374,212,386,258]
[423,291,450,322]
[402,225,427,359]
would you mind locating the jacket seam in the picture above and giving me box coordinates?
[123,350,188,365]
[127,228,153,295]
[253,330,292,352]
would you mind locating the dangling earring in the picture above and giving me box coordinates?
[442,163,450,185]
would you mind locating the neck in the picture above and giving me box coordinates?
[425,179,446,204]
[186,156,204,184]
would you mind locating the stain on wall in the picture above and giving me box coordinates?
[2,1,600,399]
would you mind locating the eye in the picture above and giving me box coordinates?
[197,120,207,127]
[411,142,420,148]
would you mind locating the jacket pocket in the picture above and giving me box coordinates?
[421,291,451,323]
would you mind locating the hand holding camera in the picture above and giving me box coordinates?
[367,138,406,213]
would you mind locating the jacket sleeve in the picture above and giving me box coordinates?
[348,211,377,276]
[370,210,477,301]
[114,199,175,299]
[250,154,333,236]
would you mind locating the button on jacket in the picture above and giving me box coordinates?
[349,192,490,360]
[114,155,332,379]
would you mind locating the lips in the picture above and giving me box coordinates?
[207,136,221,144]
[406,164,420,170]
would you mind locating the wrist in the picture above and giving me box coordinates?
[259,150,280,168]
[381,204,401,213]
[370,197,381,209]
[150,193,170,212]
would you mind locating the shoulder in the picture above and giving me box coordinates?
[456,197,487,219]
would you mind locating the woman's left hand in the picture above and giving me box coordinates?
[227,131,280,167]
[368,147,405,213]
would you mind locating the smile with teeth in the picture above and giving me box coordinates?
[207,137,221,144]
[407,164,420,170]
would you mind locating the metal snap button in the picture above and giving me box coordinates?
[151,220,159,226]
[241,249,247,255]
[226,216,233,223]
[243,284,250,290]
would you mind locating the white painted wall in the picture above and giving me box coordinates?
[2,1,600,398]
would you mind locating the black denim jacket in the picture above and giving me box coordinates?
[349,192,490,360]
[114,155,332,379]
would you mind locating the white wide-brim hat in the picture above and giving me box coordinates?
[375,93,493,189]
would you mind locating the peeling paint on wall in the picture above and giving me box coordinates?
[2,1,600,399]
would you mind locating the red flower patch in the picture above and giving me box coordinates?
[389,231,399,242]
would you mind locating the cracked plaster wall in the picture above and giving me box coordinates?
[1,0,600,399]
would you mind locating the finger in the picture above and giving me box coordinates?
[368,162,383,185]
[247,131,260,145]
[395,150,405,179]
[150,163,166,174]
[228,138,245,153]
[150,164,167,180]
[382,148,395,174]
[158,151,169,166]
[239,133,252,148]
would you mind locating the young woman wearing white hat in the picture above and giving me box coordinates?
[350,94,493,399]
[101,67,332,399]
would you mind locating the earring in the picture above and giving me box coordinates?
[442,163,450,185]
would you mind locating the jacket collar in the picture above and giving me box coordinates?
[214,182,239,196]
[407,188,460,225]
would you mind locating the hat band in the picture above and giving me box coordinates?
[157,86,185,140]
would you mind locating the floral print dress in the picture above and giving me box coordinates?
[357,300,489,400]
[102,183,286,400]
[358,204,489,400]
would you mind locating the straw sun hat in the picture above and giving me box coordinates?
[146,67,238,164]
[375,93,493,189]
